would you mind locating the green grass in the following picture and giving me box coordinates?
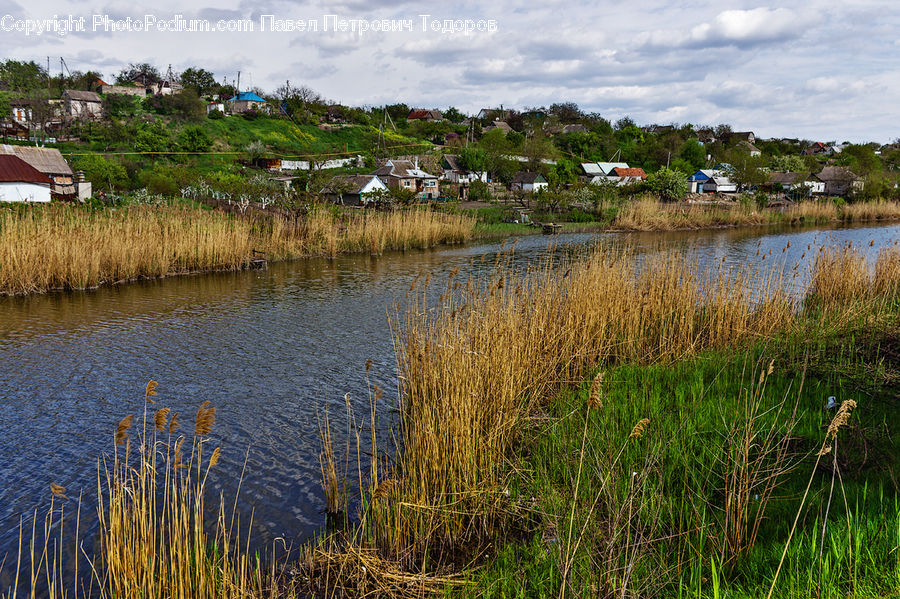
[463,323,900,597]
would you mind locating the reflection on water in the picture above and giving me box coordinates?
[1,222,898,572]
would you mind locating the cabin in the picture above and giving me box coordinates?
[0,144,79,199]
[510,172,548,192]
[737,140,761,157]
[441,154,487,183]
[321,175,389,206]
[407,109,443,122]
[816,166,862,197]
[372,159,440,199]
[63,90,102,118]
[228,92,268,114]
[688,169,719,193]
[0,155,52,203]
[768,172,825,195]
[703,176,737,194]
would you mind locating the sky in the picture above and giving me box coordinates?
[1,0,897,143]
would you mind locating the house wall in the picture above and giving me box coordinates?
[66,99,102,118]
[0,182,51,203]
[100,85,149,97]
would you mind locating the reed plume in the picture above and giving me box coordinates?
[154,408,171,431]
[194,401,216,436]
[587,372,605,410]
[115,414,134,445]
[169,411,179,434]
[629,418,651,439]
[817,399,858,456]
[50,483,66,497]
[144,380,159,403]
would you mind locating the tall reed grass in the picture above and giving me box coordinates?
[309,242,900,591]
[0,204,476,295]
[3,382,284,599]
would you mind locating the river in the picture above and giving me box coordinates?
[1,222,898,584]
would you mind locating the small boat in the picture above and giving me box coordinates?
[542,222,563,235]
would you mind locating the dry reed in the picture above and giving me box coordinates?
[0,204,476,295]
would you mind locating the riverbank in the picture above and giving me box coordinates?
[0,203,475,295]
[474,197,900,237]
[303,243,900,597]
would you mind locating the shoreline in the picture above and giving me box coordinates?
[3,207,900,297]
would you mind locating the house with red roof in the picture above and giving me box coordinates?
[407,109,443,122]
[0,155,53,203]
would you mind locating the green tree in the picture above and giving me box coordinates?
[679,139,707,171]
[0,60,48,92]
[725,150,768,191]
[134,121,172,152]
[443,106,464,123]
[178,126,212,152]
[116,63,160,85]
[770,154,806,172]
[75,154,128,191]
[646,167,688,201]
[179,67,216,96]
[458,147,488,173]
[553,159,578,186]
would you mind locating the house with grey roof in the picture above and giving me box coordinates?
[62,90,102,118]
[321,174,389,206]
[816,166,862,196]
[372,159,439,199]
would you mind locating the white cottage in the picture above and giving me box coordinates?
[0,155,52,202]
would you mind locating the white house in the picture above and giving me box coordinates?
[441,155,488,183]
[0,154,52,202]
[510,171,548,192]
[62,90,103,118]
[703,176,737,193]
[321,174,389,206]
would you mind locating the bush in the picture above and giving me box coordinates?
[178,126,212,152]
[75,154,129,192]
[207,109,223,120]
[469,180,491,201]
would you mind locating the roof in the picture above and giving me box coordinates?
[512,171,545,184]
[485,121,512,133]
[595,162,629,175]
[611,167,647,178]
[443,154,464,172]
[373,159,436,179]
[562,124,588,134]
[64,90,101,102]
[737,140,761,152]
[322,175,385,195]
[817,166,858,182]
[689,169,718,181]
[231,92,266,103]
[769,172,804,185]
[0,145,73,176]
[710,177,735,186]
[407,109,442,120]
[0,155,53,185]
[581,163,605,175]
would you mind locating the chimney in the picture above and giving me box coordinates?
[414,156,419,170]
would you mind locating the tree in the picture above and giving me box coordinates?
[553,159,578,186]
[75,154,128,191]
[549,102,582,124]
[647,167,688,201]
[458,147,488,173]
[443,106,464,123]
[178,126,212,152]
[679,139,707,171]
[116,63,160,85]
[134,121,172,152]
[770,154,806,172]
[0,60,47,92]
[245,140,266,163]
[725,150,767,191]
[180,67,217,96]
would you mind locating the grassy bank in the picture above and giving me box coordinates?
[470,198,900,237]
[0,203,475,295]
[304,243,900,596]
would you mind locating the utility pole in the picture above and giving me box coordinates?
[236,71,241,93]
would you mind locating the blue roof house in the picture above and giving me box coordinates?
[228,91,268,114]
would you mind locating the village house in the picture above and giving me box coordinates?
[582,162,629,183]
[737,140,762,157]
[1,99,35,139]
[0,154,52,203]
[703,176,737,194]
[0,144,84,199]
[768,171,825,195]
[407,109,443,122]
[321,174,389,206]
[816,166,862,196]
[441,155,487,184]
[609,167,647,183]
[731,131,756,144]
[510,171,548,192]
[100,83,150,98]
[207,101,225,114]
[687,169,719,193]
[228,92,268,114]
[484,121,512,134]
[372,159,440,199]
[62,90,102,118]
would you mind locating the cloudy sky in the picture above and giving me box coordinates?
[1,0,897,142]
